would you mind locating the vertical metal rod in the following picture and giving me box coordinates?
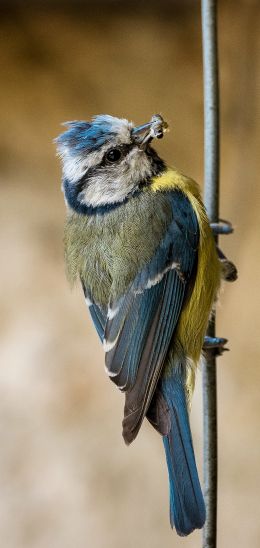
[201,1,219,547]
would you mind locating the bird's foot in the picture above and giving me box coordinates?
[219,257,238,282]
[217,246,238,282]
[210,220,238,282]
[203,336,229,357]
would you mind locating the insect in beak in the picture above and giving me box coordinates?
[132,114,169,149]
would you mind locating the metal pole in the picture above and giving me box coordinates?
[201,1,219,547]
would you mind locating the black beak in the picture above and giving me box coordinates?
[132,114,168,148]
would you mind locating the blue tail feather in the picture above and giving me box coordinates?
[161,369,206,536]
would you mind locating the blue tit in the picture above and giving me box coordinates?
[55,114,221,536]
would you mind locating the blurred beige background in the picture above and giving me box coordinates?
[0,1,259,547]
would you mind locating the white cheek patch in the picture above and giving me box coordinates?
[79,173,131,207]
[79,148,154,208]
[127,149,153,181]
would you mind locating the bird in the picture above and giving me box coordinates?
[55,114,221,536]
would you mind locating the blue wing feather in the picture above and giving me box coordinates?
[104,190,199,443]
[82,283,107,342]
[122,269,185,443]
[105,282,161,389]
[88,304,106,341]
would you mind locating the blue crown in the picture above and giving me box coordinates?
[56,115,123,155]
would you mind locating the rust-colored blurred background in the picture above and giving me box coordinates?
[0,1,259,547]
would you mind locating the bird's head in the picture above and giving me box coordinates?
[55,114,168,214]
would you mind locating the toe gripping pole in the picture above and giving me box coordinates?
[203,219,237,359]
[201,1,237,548]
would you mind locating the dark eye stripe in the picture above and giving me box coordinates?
[100,143,136,168]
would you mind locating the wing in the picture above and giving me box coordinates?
[82,283,107,342]
[104,190,199,444]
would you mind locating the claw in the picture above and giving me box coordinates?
[203,336,229,357]
[209,220,238,282]
[217,247,238,282]
[220,258,238,282]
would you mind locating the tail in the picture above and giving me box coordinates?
[161,369,206,536]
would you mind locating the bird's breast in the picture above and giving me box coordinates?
[64,190,172,306]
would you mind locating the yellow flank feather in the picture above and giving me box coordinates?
[150,167,221,396]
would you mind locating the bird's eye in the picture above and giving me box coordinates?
[105,148,122,163]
